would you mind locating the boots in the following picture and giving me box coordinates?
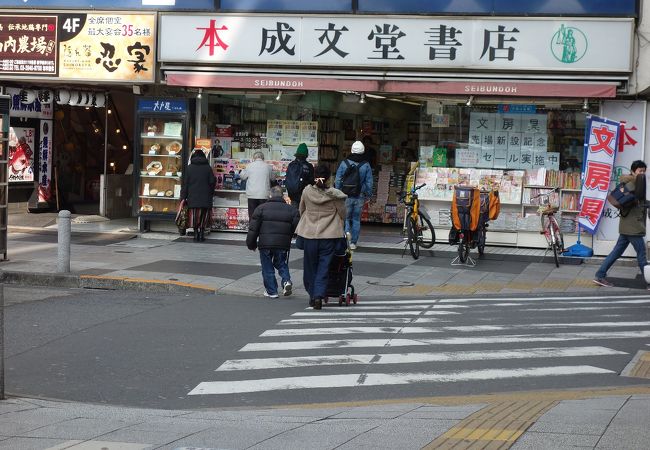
[198,228,205,242]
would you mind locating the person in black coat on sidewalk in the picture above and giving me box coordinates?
[246,186,300,298]
[181,149,216,242]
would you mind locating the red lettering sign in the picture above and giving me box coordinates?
[580,197,606,226]
[589,125,617,156]
[584,161,612,191]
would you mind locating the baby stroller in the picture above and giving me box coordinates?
[324,235,358,307]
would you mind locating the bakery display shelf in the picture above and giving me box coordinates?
[139,195,180,200]
[140,175,182,179]
[140,134,183,139]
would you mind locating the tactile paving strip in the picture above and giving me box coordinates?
[622,350,650,379]
[423,400,557,449]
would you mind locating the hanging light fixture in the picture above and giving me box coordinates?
[197,88,202,99]
[275,90,282,101]
[466,95,474,107]
[359,93,366,104]
[583,98,589,111]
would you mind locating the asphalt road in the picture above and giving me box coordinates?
[3,286,650,409]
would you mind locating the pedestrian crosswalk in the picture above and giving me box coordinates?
[188,294,650,398]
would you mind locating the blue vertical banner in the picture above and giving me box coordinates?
[578,115,621,234]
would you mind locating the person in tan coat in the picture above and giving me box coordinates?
[296,164,347,309]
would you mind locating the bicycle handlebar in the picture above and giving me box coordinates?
[411,183,426,193]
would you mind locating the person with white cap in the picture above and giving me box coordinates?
[335,140,373,250]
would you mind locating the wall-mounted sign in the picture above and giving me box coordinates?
[160,15,633,73]
[0,15,58,76]
[58,13,155,82]
[0,12,155,82]
[137,98,187,113]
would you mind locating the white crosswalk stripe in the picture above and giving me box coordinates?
[215,346,626,371]
[188,296,650,397]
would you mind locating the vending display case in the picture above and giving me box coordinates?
[134,99,189,231]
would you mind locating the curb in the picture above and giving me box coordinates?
[0,271,216,294]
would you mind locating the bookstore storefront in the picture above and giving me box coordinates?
[158,13,634,248]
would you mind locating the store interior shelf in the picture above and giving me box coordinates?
[140,175,182,179]
[561,188,582,192]
[139,196,180,200]
[140,134,183,139]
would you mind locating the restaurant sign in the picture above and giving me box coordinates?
[0,15,58,75]
[0,12,155,82]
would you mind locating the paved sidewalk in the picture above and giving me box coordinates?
[1,214,647,297]
[1,388,649,449]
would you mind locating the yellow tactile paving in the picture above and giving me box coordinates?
[628,351,650,379]
[541,280,571,289]
[423,400,557,449]
[79,275,215,292]
[396,284,435,295]
[437,284,480,294]
[571,279,601,288]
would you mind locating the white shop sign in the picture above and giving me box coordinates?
[159,15,633,72]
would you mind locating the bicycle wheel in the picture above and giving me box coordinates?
[477,227,487,256]
[418,215,435,249]
[551,217,564,252]
[407,217,420,259]
[458,233,470,263]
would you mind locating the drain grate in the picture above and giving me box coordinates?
[621,350,650,379]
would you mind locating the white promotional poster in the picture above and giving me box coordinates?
[8,126,35,182]
[578,116,620,234]
[38,120,53,203]
[597,101,646,241]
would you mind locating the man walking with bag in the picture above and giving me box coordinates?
[246,186,300,298]
[593,160,648,288]
[285,143,314,208]
[335,141,373,250]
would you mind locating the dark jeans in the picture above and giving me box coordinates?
[247,198,267,220]
[302,238,337,300]
[595,234,647,279]
[259,248,291,295]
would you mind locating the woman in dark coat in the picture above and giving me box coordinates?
[181,149,216,242]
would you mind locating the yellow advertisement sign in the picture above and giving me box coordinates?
[59,13,155,82]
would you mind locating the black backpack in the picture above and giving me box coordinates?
[340,160,366,197]
[607,183,638,217]
[285,159,312,195]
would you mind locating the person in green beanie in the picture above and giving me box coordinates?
[285,143,314,208]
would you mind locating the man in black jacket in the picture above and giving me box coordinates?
[246,186,300,298]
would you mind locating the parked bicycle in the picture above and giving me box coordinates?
[532,187,565,267]
[399,183,435,259]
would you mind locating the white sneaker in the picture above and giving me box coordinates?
[283,281,293,296]
[263,291,279,299]
[350,243,357,250]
